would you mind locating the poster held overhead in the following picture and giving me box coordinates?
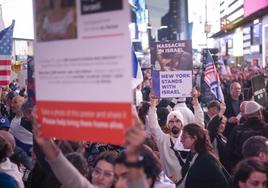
[151,40,193,98]
[251,74,267,106]
[34,0,132,145]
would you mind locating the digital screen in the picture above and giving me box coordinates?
[252,24,261,45]
[244,0,268,17]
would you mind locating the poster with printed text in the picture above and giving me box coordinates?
[33,0,132,145]
[251,74,267,106]
[151,40,193,98]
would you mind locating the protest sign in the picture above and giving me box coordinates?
[34,0,132,145]
[251,74,267,106]
[151,40,193,98]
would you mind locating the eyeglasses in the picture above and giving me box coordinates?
[92,167,114,179]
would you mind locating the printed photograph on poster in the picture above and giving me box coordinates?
[151,40,193,98]
[35,0,77,42]
[81,0,123,15]
[151,41,193,71]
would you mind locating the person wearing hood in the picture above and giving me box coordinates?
[147,99,188,186]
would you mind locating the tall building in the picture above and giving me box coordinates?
[158,0,190,41]
[211,0,268,67]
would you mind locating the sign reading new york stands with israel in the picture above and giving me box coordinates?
[151,40,193,98]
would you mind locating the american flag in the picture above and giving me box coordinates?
[204,50,224,101]
[0,20,15,87]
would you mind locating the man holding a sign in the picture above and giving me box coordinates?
[146,90,203,185]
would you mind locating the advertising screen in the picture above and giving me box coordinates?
[244,0,268,17]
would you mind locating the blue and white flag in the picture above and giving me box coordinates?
[0,14,4,30]
[204,50,224,102]
[132,47,143,89]
[218,59,228,75]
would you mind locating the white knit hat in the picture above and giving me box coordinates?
[167,110,184,125]
[244,101,263,115]
[177,97,186,103]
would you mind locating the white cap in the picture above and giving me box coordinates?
[244,101,263,115]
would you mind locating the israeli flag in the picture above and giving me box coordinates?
[132,47,143,89]
[218,59,228,75]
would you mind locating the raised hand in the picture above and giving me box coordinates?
[125,108,146,161]
[32,109,60,160]
[219,102,226,116]
[191,87,200,106]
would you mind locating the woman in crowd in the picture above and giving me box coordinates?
[90,151,118,188]
[0,135,24,188]
[232,158,267,188]
[179,123,228,188]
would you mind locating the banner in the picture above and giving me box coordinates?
[132,47,143,89]
[151,40,193,98]
[251,74,267,106]
[34,0,132,145]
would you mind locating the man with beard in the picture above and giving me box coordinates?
[147,100,187,186]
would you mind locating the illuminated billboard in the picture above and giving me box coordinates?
[244,0,268,17]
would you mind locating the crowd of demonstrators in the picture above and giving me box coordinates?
[219,64,268,99]
[225,101,268,172]
[227,135,268,188]
[0,64,268,188]
[31,107,175,188]
[136,64,268,187]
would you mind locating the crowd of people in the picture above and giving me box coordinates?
[0,62,267,188]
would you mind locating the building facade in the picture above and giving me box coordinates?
[211,0,268,67]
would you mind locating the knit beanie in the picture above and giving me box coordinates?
[244,101,262,115]
[167,110,184,126]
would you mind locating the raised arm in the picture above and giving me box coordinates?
[123,107,149,188]
[192,87,205,127]
[147,99,166,142]
[33,120,94,188]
